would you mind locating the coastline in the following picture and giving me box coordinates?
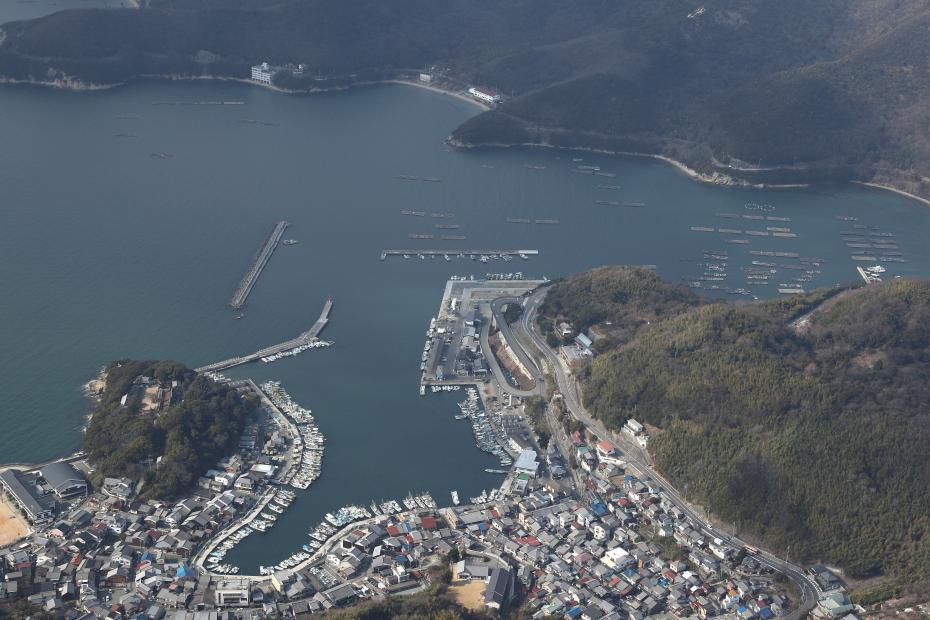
[383,79,490,111]
[852,181,930,208]
[448,137,811,191]
[1,70,926,205]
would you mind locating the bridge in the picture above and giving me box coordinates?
[196,296,333,373]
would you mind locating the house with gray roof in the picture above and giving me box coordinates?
[0,469,54,523]
[40,462,88,500]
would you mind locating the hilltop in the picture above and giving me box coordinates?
[83,360,257,500]
[1,0,929,199]
[539,268,930,588]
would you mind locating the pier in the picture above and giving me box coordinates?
[228,221,289,309]
[197,296,333,373]
[380,249,538,261]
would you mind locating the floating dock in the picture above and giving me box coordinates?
[229,221,289,309]
[380,249,538,261]
[198,296,332,373]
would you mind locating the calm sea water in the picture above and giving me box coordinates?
[1,78,928,570]
[0,0,118,23]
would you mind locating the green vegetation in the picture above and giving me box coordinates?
[2,1,930,196]
[83,360,257,500]
[851,579,905,606]
[652,535,686,563]
[522,395,550,449]
[502,302,523,325]
[538,266,701,346]
[544,267,930,585]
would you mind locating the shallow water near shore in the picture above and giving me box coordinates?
[1,78,928,571]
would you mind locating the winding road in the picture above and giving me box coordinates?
[491,285,820,620]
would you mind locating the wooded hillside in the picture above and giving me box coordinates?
[542,268,930,582]
[1,1,929,197]
[83,360,257,500]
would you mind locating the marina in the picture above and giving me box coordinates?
[259,380,326,491]
[228,221,289,310]
[455,387,514,468]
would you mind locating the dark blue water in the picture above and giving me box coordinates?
[1,79,928,570]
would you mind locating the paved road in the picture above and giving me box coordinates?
[478,303,539,398]
[513,286,820,620]
[490,297,545,387]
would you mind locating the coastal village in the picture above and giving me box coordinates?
[0,279,859,620]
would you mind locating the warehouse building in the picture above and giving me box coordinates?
[40,462,88,500]
[0,469,54,524]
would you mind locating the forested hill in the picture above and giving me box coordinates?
[540,268,930,587]
[83,360,257,500]
[1,1,930,199]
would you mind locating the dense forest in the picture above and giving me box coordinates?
[541,268,930,586]
[83,359,257,500]
[1,0,929,197]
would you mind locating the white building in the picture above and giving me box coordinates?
[214,579,250,607]
[419,73,432,84]
[251,62,275,85]
[468,86,501,104]
[514,449,539,477]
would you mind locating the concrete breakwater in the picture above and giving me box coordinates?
[229,221,289,309]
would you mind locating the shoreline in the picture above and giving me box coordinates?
[852,181,930,208]
[448,138,812,191]
[383,79,490,111]
[0,71,926,205]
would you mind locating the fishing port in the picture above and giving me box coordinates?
[259,381,325,491]
[228,221,290,309]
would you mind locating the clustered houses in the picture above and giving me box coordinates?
[0,376,803,618]
[443,477,791,620]
[0,389,301,618]
[0,490,466,619]
[0,478,260,617]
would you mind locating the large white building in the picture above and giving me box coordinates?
[251,62,275,85]
[514,448,539,477]
[214,579,250,606]
[468,86,501,104]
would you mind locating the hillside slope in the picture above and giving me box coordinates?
[83,360,257,500]
[541,268,930,583]
[0,2,928,193]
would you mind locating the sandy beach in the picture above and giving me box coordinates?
[0,497,30,547]
[385,79,490,111]
[853,181,930,208]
